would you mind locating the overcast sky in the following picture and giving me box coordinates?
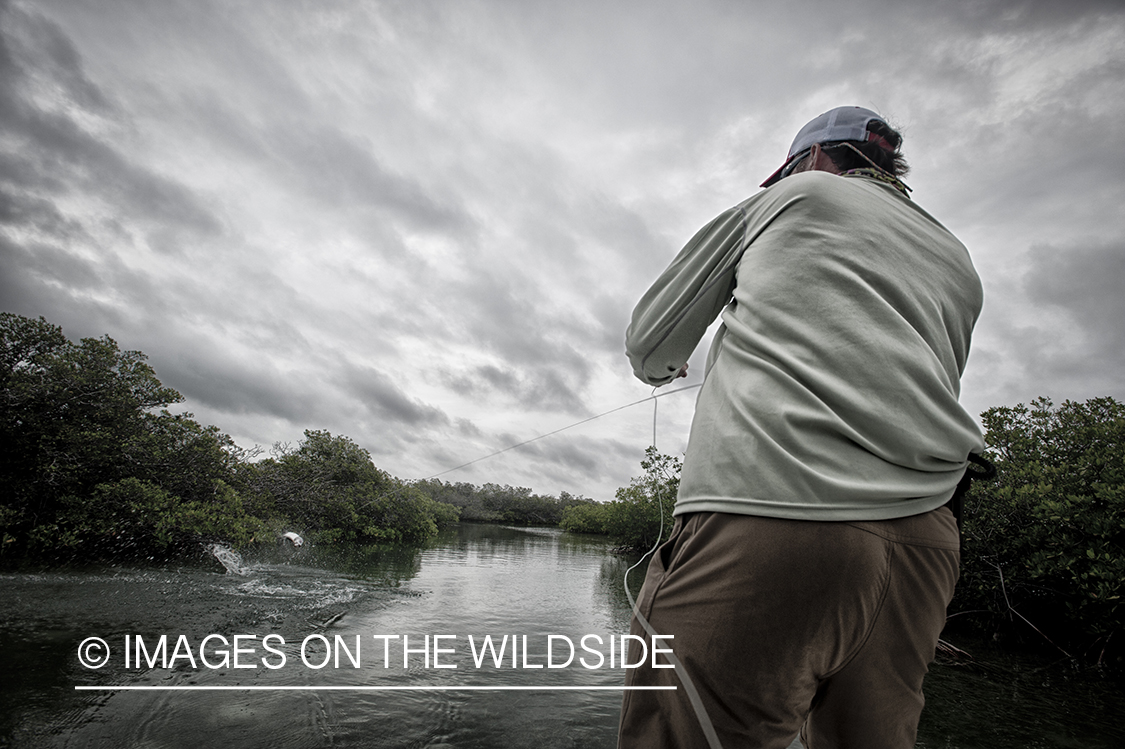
[2,0,1123,500]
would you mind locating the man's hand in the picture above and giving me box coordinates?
[676,364,689,379]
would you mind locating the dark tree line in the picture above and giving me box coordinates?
[953,397,1124,669]
[411,478,593,526]
[0,314,457,563]
[4,313,1121,670]
[565,400,1124,670]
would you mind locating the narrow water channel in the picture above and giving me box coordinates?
[0,524,1120,747]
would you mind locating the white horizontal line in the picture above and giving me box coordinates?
[74,685,676,692]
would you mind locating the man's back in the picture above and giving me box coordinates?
[673,170,985,520]
[619,106,984,749]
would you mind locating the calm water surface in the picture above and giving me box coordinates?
[0,524,1120,748]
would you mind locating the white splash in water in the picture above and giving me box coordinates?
[207,543,250,575]
[232,578,364,605]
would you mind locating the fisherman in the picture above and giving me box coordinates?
[619,106,985,748]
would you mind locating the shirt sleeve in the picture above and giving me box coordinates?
[625,206,747,386]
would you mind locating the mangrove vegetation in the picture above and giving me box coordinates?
[2,312,1121,671]
[565,398,1125,672]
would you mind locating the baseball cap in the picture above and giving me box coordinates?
[760,106,892,187]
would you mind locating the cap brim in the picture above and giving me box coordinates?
[760,161,788,188]
[760,147,810,188]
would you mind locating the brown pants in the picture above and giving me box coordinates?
[618,508,959,749]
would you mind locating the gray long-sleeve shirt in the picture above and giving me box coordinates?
[626,170,985,521]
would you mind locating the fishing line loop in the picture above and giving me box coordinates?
[619,389,724,749]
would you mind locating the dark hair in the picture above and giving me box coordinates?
[822,120,909,178]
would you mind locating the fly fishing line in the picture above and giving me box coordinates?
[618,389,723,749]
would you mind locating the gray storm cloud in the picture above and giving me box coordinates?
[2,0,1124,498]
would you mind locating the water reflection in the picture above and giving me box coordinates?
[0,524,634,748]
[920,637,1123,748]
[0,524,1121,748]
[243,538,425,583]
